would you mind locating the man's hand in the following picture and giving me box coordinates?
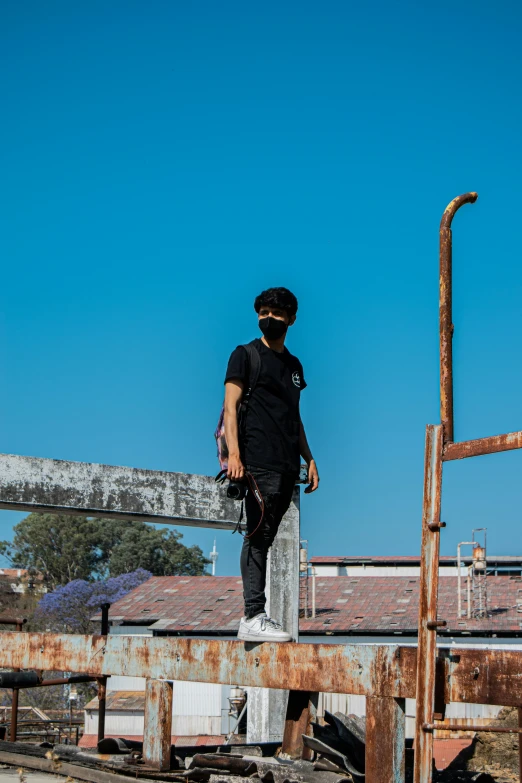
[227,453,245,481]
[304,458,319,494]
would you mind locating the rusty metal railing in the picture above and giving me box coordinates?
[414,192,522,783]
[2,630,522,779]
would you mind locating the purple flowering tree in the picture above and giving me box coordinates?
[35,568,152,633]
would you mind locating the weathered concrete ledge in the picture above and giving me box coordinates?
[0,453,240,528]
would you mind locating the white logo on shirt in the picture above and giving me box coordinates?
[292,372,301,388]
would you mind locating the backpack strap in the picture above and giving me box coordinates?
[242,341,261,404]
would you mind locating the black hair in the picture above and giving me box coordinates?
[254,287,298,317]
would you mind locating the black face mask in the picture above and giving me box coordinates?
[259,316,288,340]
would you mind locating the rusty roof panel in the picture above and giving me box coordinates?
[98,575,522,635]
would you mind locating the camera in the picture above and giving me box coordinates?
[227,480,247,501]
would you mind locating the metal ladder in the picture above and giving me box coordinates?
[414,192,522,783]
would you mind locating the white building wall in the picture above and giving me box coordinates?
[312,565,462,577]
[85,710,221,737]
[106,677,222,717]
[317,694,503,739]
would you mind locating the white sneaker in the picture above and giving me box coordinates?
[237,612,292,643]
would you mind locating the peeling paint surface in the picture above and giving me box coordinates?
[0,632,408,697]
[0,453,239,528]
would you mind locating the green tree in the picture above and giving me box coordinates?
[0,514,102,588]
[103,521,209,576]
[0,514,209,587]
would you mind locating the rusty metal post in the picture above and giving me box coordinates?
[366,697,406,783]
[96,678,106,742]
[518,707,522,781]
[281,690,318,760]
[9,620,25,741]
[143,679,173,771]
[414,425,444,783]
[97,603,110,743]
[439,192,478,444]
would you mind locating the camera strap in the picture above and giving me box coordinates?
[215,470,265,538]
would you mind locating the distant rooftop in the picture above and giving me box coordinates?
[102,574,522,637]
[309,555,522,566]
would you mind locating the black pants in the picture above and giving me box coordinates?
[240,465,297,620]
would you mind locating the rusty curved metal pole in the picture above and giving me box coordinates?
[439,192,478,444]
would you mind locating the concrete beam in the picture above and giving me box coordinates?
[0,453,239,528]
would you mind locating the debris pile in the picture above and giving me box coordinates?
[438,707,520,783]
[301,710,365,780]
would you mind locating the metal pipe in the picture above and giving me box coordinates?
[424,723,522,734]
[467,565,472,620]
[414,424,443,783]
[311,566,316,619]
[223,699,248,744]
[457,543,475,618]
[439,192,478,444]
[444,430,522,461]
[0,618,27,627]
[36,675,96,688]
[100,603,110,636]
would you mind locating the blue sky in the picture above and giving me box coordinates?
[1,1,522,576]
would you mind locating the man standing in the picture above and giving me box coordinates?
[224,287,319,642]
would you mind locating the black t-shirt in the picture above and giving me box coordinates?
[225,338,306,475]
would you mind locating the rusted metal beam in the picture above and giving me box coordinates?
[2,631,522,708]
[0,453,239,529]
[143,679,173,771]
[0,632,411,698]
[445,647,522,707]
[439,191,478,444]
[366,697,406,783]
[281,690,318,760]
[414,424,443,783]
[443,430,522,461]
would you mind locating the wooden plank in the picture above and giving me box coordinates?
[142,679,173,771]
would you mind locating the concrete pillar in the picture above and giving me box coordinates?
[247,486,300,743]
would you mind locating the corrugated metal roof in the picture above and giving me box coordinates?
[101,574,522,635]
